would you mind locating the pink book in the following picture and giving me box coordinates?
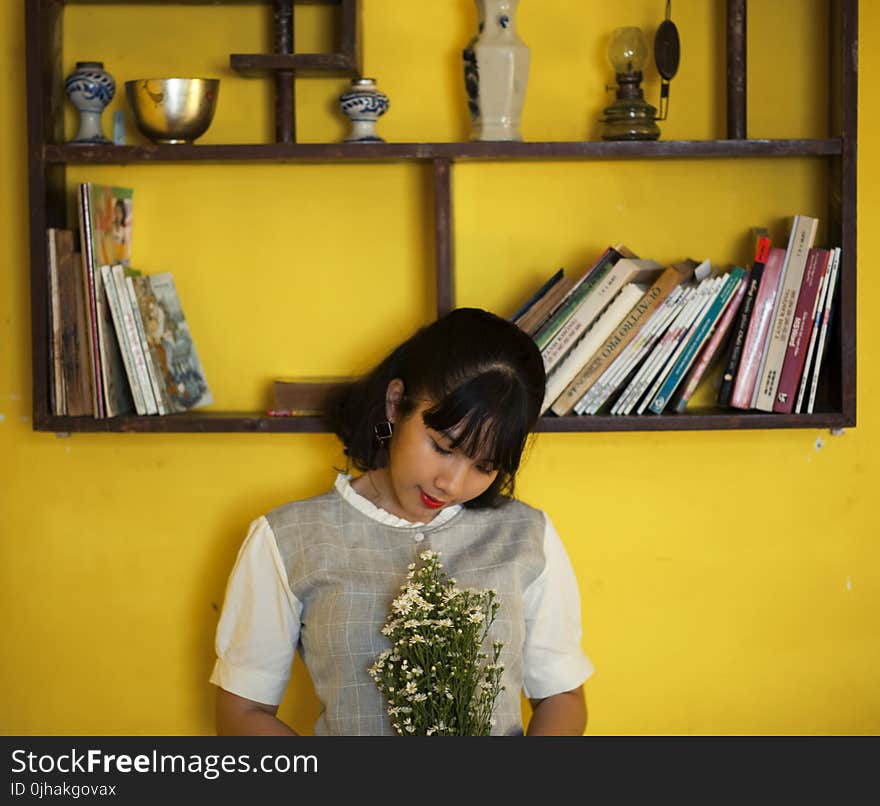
[729,248,785,409]
[772,248,830,413]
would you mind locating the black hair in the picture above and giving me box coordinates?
[114,198,127,225]
[324,307,546,508]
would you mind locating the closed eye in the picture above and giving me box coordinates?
[431,436,495,476]
[430,439,453,456]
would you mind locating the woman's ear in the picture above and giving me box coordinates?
[385,378,405,423]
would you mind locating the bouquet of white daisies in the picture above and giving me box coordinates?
[369,550,505,736]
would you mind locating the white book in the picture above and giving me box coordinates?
[47,228,65,415]
[613,276,716,415]
[112,265,158,415]
[617,277,717,415]
[541,258,662,374]
[101,264,148,415]
[124,274,168,416]
[807,247,840,414]
[636,275,726,415]
[542,282,646,413]
[795,247,836,414]
[575,286,688,415]
[754,215,819,411]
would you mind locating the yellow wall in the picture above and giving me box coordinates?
[1,1,877,735]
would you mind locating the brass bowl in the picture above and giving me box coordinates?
[125,78,219,144]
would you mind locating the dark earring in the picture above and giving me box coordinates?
[374,420,393,447]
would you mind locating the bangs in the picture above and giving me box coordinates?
[420,371,532,476]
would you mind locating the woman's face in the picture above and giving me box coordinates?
[384,398,499,522]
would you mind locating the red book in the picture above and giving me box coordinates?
[772,248,830,413]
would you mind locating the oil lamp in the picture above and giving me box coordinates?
[600,27,659,141]
[599,2,680,141]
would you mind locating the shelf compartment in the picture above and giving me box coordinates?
[43,139,844,165]
[36,409,853,435]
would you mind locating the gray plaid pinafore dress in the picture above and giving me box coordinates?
[266,485,546,736]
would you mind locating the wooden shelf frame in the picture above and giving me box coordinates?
[25,0,858,435]
[43,139,843,163]
[39,407,852,435]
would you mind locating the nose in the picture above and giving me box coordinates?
[435,457,469,500]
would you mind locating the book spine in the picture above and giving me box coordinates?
[518,276,574,336]
[55,229,90,417]
[754,215,819,411]
[634,276,721,415]
[610,287,698,415]
[47,228,64,415]
[70,252,95,416]
[541,283,644,413]
[729,248,785,409]
[772,248,829,413]
[125,275,168,415]
[541,259,645,374]
[649,269,745,414]
[533,247,620,350]
[78,183,105,417]
[511,268,563,322]
[550,265,687,416]
[806,248,841,414]
[101,265,147,415]
[674,269,749,413]
[581,287,688,415]
[613,283,703,415]
[113,265,158,415]
[794,248,836,414]
[718,236,770,406]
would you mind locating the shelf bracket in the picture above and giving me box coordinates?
[433,159,454,318]
[229,0,362,144]
[726,0,747,139]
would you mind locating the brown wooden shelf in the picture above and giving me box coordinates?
[42,138,843,165]
[36,408,853,435]
[25,1,858,438]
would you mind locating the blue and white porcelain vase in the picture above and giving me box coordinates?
[339,78,389,143]
[64,61,115,145]
[464,0,530,141]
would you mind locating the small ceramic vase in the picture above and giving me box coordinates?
[339,78,389,143]
[465,0,530,141]
[64,61,115,145]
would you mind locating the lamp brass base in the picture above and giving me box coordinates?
[600,98,661,141]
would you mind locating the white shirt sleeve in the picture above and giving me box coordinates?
[521,512,595,699]
[209,516,302,706]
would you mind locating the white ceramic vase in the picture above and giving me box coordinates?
[464,0,530,141]
[64,61,115,145]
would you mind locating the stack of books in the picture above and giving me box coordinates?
[46,182,212,418]
[718,218,840,416]
[511,216,840,417]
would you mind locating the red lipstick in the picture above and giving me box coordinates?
[420,489,444,509]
